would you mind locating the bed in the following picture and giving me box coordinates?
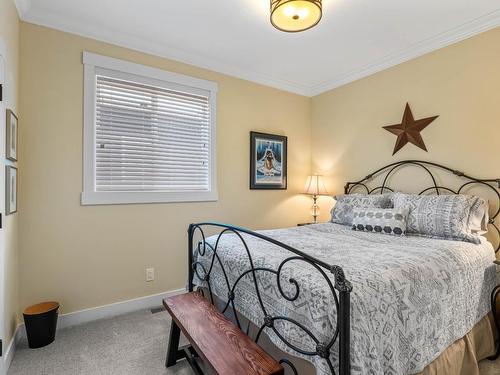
[185,160,500,375]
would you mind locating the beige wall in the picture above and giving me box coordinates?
[16,21,500,318]
[311,27,500,223]
[0,0,19,348]
[18,22,312,315]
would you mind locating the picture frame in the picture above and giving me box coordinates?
[6,165,17,215]
[6,109,18,161]
[250,131,287,190]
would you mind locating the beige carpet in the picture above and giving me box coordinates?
[8,308,500,375]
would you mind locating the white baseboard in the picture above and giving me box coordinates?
[57,288,185,330]
[2,324,23,375]
[17,288,185,339]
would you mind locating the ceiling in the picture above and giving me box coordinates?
[15,0,500,96]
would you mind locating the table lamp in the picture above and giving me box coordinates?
[303,175,328,224]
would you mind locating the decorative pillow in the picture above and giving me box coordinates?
[469,197,489,235]
[331,194,392,225]
[351,208,409,236]
[391,192,485,244]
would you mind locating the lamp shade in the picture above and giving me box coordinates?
[270,0,322,32]
[303,175,328,196]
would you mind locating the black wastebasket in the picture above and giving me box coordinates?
[23,302,59,348]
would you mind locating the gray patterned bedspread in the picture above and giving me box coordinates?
[195,223,497,375]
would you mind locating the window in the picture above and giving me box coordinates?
[82,52,217,205]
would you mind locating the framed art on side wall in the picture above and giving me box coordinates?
[6,165,17,215]
[250,131,287,189]
[6,109,18,161]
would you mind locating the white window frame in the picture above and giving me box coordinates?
[81,52,218,205]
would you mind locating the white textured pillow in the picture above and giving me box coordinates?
[468,197,489,235]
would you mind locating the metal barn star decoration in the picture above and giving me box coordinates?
[383,103,439,155]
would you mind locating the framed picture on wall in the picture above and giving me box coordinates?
[6,165,17,215]
[6,109,18,161]
[250,131,287,190]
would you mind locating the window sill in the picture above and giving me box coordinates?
[81,190,218,206]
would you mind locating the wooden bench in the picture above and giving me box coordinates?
[164,292,284,375]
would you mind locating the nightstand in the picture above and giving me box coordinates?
[489,260,500,360]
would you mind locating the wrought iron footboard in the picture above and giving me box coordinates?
[187,222,352,375]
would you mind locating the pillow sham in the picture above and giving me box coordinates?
[351,207,409,236]
[469,197,489,235]
[391,192,486,244]
[331,194,392,225]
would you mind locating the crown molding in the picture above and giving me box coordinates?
[309,9,500,96]
[13,0,31,18]
[18,5,500,97]
[20,8,312,96]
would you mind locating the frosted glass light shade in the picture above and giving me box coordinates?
[270,0,322,32]
[303,175,328,196]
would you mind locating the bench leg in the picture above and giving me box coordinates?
[166,320,204,374]
[166,320,184,367]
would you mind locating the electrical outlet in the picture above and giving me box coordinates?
[146,268,155,282]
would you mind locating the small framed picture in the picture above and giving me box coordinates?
[250,131,287,190]
[6,109,18,161]
[6,166,17,215]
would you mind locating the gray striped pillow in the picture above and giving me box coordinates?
[331,194,393,226]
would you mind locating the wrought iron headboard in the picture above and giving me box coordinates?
[344,160,500,253]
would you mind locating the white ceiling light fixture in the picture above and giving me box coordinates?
[270,0,322,32]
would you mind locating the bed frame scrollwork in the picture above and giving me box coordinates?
[344,159,500,253]
[187,222,352,375]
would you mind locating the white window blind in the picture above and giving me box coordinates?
[95,76,210,192]
[82,52,217,205]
